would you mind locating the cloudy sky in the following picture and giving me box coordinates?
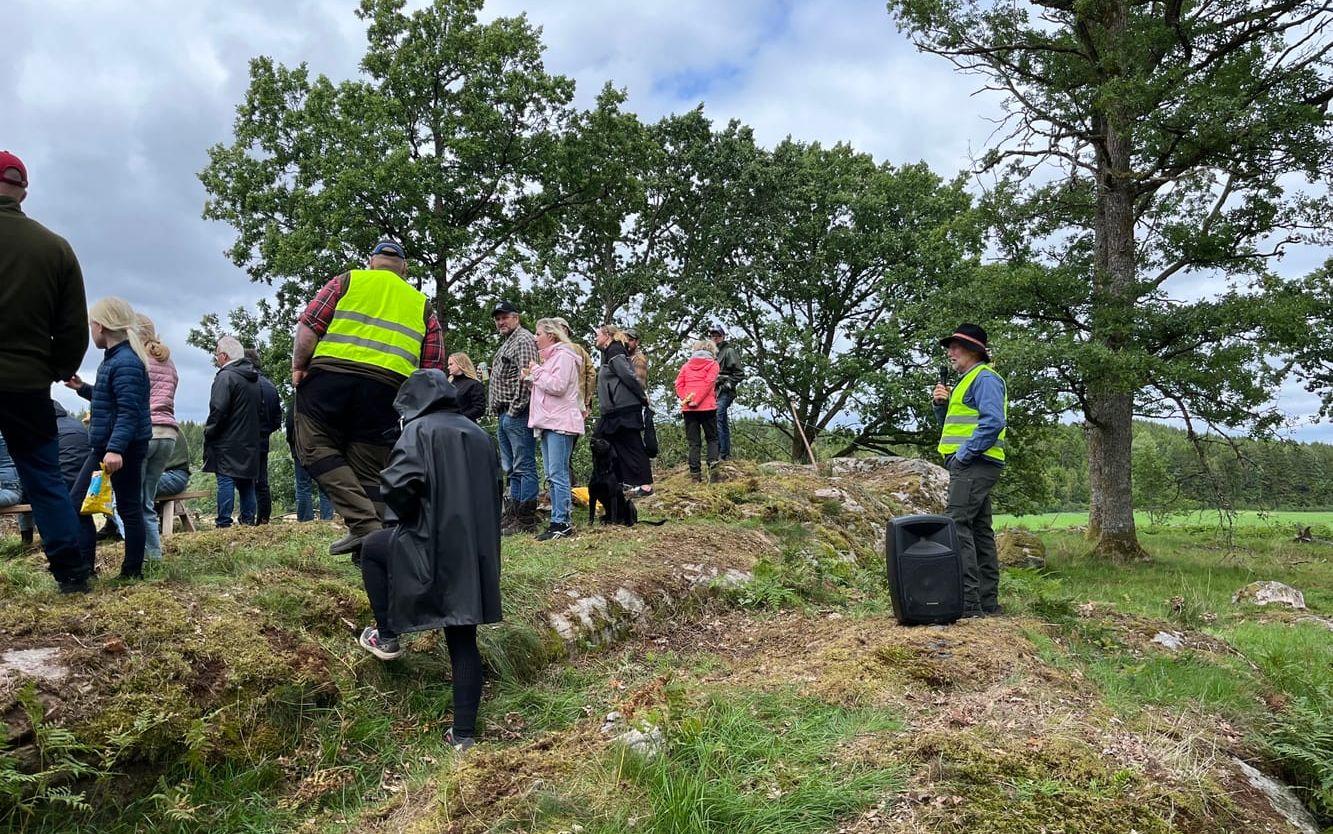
[8,0,1330,440]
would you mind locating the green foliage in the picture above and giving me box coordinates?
[709,142,984,462]
[0,686,98,825]
[199,0,615,350]
[888,0,1333,556]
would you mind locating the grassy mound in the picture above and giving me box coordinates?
[1,463,1329,833]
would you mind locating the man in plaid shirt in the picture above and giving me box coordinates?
[488,301,540,533]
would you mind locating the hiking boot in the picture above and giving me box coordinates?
[357,627,402,660]
[329,533,366,556]
[708,465,725,483]
[536,522,574,542]
[58,578,91,595]
[444,726,476,754]
[97,519,121,542]
[623,485,654,499]
[502,499,540,536]
[500,497,517,530]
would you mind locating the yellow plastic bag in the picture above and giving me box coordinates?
[80,465,114,515]
[572,486,590,507]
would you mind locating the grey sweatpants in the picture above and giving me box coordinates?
[946,458,1002,611]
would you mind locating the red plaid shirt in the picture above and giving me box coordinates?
[300,273,445,371]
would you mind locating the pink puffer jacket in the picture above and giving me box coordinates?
[675,356,719,412]
[146,355,179,428]
[528,343,586,435]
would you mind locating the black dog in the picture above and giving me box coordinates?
[588,437,638,526]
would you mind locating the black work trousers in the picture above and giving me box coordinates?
[945,458,1002,611]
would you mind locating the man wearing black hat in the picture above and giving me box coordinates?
[488,301,540,533]
[290,241,445,556]
[933,323,1008,618]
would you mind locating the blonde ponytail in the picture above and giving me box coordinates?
[135,313,171,362]
[89,297,150,366]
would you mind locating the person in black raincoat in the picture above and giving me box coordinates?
[355,368,502,752]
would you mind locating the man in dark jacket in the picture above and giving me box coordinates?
[0,151,91,592]
[246,349,284,524]
[204,336,262,528]
[355,369,502,753]
[709,324,744,461]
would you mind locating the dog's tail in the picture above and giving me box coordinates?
[638,519,668,527]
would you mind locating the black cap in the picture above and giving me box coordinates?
[371,240,406,258]
[707,323,725,336]
[939,323,989,360]
[492,300,520,317]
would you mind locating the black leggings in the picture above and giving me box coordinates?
[360,529,485,738]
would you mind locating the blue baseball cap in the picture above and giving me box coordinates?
[371,240,406,258]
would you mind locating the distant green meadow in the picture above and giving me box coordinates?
[995,509,1333,531]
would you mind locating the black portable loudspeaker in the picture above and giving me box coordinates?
[885,514,964,625]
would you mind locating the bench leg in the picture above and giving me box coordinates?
[180,510,196,533]
[162,500,177,539]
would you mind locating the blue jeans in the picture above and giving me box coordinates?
[294,459,333,522]
[216,474,257,528]
[540,430,575,526]
[0,486,28,535]
[716,390,735,460]
[157,468,190,498]
[71,440,149,578]
[497,410,538,503]
[140,436,176,560]
[1,391,86,583]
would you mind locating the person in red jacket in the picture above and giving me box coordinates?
[674,340,722,482]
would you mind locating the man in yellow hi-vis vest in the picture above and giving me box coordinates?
[291,241,445,558]
[932,323,1007,618]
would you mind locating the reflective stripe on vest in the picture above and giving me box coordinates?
[313,270,428,378]
[937,363,1008,463]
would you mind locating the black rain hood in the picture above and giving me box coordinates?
[393,369,459,422]
[379,370,503,633]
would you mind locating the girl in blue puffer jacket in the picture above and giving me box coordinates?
[67,298,152,580]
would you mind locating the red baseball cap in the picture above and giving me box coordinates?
[0,151,28,188]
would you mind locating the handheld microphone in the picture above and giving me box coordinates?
[938,365,950,386]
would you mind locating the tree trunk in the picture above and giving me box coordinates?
[1085,391,1147,560]
[1086,1,1150,563]
[434,271,449,355]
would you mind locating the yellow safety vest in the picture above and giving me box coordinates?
[937,363,1007,463]
[313,270,428,378]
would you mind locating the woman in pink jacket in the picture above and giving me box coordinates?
[526,318,585,541]
[675,340,721,482]
[136,314,179,561]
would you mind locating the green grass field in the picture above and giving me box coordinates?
[996,509,1333,531]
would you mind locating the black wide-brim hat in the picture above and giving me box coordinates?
[939,323,990,360]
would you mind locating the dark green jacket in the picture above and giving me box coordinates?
[0,196,88,390]
[716,341,744,395]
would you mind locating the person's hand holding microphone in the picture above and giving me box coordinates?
[932,365,952,405]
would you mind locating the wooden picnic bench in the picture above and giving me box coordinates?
[0,490,210,539]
